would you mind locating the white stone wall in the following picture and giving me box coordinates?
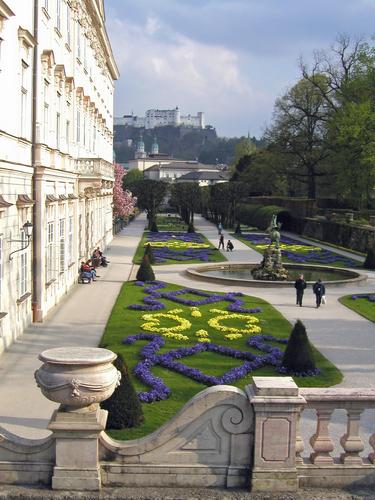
[0,0,118,344]
[115,109,204,129]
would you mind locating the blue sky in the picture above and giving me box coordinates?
[105,0,375,137]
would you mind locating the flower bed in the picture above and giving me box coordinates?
[133,231,226,265]
[100,281,341,439]
[238,233,360,268]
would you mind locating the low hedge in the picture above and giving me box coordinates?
[237,203,292,230]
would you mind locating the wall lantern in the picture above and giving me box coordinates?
[9,221,33,261]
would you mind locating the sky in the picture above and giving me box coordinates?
[105,0,375,138]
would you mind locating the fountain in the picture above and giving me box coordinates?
[251,215,289,281]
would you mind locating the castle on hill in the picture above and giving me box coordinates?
[114,107,205,129]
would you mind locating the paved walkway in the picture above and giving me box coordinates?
[0,214,147,438]
[0,212,374,440]
[156,216,375,390]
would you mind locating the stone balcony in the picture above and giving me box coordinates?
[74,158,114,181]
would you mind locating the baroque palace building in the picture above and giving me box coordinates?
[0,0,119,352]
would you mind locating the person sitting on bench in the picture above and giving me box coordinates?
[80,261,97,281]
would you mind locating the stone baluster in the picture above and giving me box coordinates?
[295,413,304,464]
[309,407,334,465]
[247,377,306,492]
[368,433,375,463]
[340,409,364,465]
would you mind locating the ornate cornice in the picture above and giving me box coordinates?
[18,27,36,49]
[0,0,14,33]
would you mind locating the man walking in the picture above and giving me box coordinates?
[218,234,224,250]
[313,279,326,308]
[294,274,306,307]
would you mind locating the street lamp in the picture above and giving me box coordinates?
[9,221,34,261]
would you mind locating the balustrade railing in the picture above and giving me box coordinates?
[75,158,114,179]
[299,388,375,467]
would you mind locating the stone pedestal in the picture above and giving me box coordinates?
[48,405,107,491]
[246,377,306,492]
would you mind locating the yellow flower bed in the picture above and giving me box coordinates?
[190,307,202,318]
[141,309,191,340]
[255,243,320,252]
[147,241,210,249]
[208,309,261,338]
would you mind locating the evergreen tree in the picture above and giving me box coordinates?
[187,222,195,233]
[150,220,159,232]
[364,247,375,270]
[136,254,155,281]
[144,243,156,264]
[281,320,316,373]
[102,353,144,429]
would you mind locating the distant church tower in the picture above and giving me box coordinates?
[135,132,146,159]
[151,135,159,155]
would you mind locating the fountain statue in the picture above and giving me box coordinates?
[251,214,289,281]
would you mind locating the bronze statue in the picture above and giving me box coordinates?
[267,214,281,248]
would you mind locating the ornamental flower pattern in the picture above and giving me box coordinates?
[123,333,299,403]
[144,231,214,263]
[351,294,375,302]
[124,281,320,403]
[240,233,360,267]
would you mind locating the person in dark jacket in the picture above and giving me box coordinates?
[313,279,326,308]
[294,274,307,306]
[218,234,224,250]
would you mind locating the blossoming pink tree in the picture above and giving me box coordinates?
[113,163,137,218]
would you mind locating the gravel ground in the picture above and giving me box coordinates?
[0,486,374,500]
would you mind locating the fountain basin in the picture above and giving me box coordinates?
[186,262,367,288]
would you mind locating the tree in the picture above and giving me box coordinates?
[281,320,316,373]
[132,180,169,229]
[267,76,331,199]
[101,353,144,429]
[208,182,249,227]
[122,168,143,192]
[170,183,201,225]
[230,137,257,169]
[231,151,287,196]
[301,35,375,207]
[113,164,137,218]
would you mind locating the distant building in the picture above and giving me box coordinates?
[144,161,227,184]
[114,107,205,129]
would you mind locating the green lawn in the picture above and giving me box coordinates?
[156,215,188,231]
[133,231,226,265]
[100,281,342,440]
[339,294,375,323]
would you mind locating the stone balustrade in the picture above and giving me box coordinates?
[75,158,114,180]
[1,357,375,493]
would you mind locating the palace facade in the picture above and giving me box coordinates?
[0,0,118,352]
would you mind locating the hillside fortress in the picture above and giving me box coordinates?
[114,107,205,129]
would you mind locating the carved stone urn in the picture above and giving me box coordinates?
[34,347,121,411]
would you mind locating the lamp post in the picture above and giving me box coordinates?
[9,221,34,261]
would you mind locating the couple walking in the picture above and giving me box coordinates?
[294,274,326,308]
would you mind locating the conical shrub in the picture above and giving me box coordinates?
[187,222,195,233]
[150,219,158,232]
[364,247,375,270]
[281,320,316,373]
[136,254,155,281]
[235,223,242,235]
[144,243,156,264]
[102,353,144,429]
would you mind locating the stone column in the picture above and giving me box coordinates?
[246,377,306,492]
[34,347,121,491]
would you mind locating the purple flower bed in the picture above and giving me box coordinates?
[123,332,320,402]
[128,281,262,313]
[240,233,359,267]
[123,333,288,402]
[153,247,214,263]
[147,231,204,243]
[351,294,375,302]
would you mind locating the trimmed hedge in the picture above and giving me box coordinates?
[136,255,155,281]
[281,320,316,373]
[237,203,292,230]
[364,247,375,270]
